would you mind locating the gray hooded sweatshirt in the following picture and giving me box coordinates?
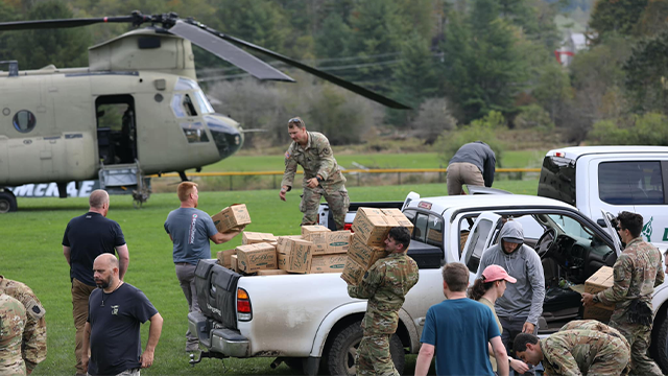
[475,220,545,325]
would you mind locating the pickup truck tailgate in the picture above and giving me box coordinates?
[195,259,240,329]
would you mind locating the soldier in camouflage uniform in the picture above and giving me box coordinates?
[346,227,419,375]
[0,293,27,376]
[514,320,630,376]
[0,276,46,375]
[582,211,664,375]
[279,117,349,230]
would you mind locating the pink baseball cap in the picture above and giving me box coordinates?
[482,265,517,283]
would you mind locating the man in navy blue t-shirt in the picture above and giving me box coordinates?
[63,189,130,376]
[415,262,509,376]
[82,254,163,376]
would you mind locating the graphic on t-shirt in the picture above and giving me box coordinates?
[111,305,119,315]
[189,214,198,244]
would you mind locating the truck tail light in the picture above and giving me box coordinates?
[237,288,252,321]
[554,151,565,157]
[344,223,353,231]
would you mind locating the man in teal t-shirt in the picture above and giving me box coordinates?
[415,263,509,376]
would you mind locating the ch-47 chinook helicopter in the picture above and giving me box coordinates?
[0,11,408,212]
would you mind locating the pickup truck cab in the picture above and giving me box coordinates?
[189,193,668,375]
[538,145,668,250]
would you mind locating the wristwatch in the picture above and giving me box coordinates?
[316,176,323,183]
[592,294,600,303]
[508,357,512,365]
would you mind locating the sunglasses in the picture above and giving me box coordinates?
[288,118,301,123]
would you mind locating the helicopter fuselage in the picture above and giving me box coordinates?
[0,67,243,186]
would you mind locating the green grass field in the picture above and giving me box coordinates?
[197,150,546,172]
[2,180,538,375]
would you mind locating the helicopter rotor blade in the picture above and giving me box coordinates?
[182,20,411,110]
[0,16,138,31]
[169,20,294,82]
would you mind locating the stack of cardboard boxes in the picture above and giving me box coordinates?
[217,225,353,276]
[341,208,413,285]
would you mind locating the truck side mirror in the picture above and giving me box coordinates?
[597,219,607,227]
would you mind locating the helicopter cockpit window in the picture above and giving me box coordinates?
[193,90,215,115]
[13,110,36,133]
[181,122,209,143]
[175,78,199,91]
[171,94,185,118]
[182,94,198,117]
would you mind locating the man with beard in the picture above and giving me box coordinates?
[164,181,241,352]
[81,254,162,376]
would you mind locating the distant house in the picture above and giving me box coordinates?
[554,32,588,67]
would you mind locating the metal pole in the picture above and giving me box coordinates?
[229,175,233,191]
[273,175,276,189]
[398,172,402,185]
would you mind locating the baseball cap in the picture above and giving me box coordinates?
[482,265,517,283]
[502,236,523,244]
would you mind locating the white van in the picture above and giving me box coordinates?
[538,146,668,250]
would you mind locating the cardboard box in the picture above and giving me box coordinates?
[211,204,252,233]
[236,243,277,273]
[216,249,236,268]
[242,231,276,245]
[277,238,313,274]
[307,231,353,255]
[352,207,399,247]
[381,209,414,232]
[310,254,348,274]
[341,259,366,285]
[347,234,387,269]
[301,225,331,237]
[570,266,615,321]
[230,255,239,273]
[256,269,289,276]
[276,235,305,253]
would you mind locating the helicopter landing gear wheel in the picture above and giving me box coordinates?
[0,190,18,213]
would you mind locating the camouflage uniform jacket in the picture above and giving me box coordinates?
[596,237,664,322]
[281,131,347,191]
[347,252,419,334]
[0,293,27,376]
[540,324,630,376]
[0,276,47,372]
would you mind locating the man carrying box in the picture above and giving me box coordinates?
[346,227,419,376]
[164,182,242,352]
[582,211,664,376]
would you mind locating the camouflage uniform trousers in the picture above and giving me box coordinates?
[0,294,26,376]
[355,332,399,376]
[300,186,349,230]
[610,318,662,376]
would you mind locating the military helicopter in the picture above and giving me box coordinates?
[0,11,408,212]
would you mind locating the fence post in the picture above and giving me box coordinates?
[398,172,402,185]
[357,173,360,187]
[273,175,276,189]
[439,164,442,183]
[229,175,233,191]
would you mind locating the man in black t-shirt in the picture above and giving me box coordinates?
[82,254,162,376]
[62,190,130,376]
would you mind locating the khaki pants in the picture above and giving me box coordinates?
[446,162,484,195]
[71,278,96,375]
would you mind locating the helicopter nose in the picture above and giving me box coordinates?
[205,115,244,159]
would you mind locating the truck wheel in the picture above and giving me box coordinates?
[651,312,668,372]
[324,321,405,376]
[0,191,17,213]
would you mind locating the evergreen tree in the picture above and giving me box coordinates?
[443,0,528,122]
[7,1,90,69]
[314,13,351,63]
[589,0,648,43]
[346,0,404,93]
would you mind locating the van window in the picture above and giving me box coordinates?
[598,161,664,205]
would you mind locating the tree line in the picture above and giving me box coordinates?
[4,0,664,149]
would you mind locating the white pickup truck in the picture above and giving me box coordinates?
[537,145,668,250]
[188,192,668,375]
